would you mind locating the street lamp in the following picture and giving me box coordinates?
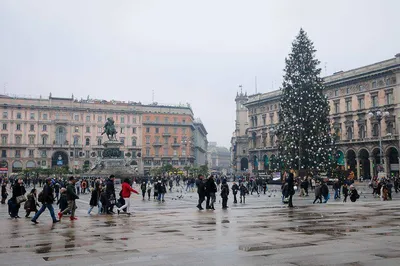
[367,110,390,174]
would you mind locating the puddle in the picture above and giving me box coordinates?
[221,220,230,224]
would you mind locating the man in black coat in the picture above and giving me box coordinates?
[31,178,59,224]
[231,182,239,204]
[105,175,116,214]
[286,171,295,208]
[196,175,206,210]
[205,175,216,209]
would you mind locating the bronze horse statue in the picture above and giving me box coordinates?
[101,117,117,141]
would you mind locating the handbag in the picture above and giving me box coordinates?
[16,195,27,204]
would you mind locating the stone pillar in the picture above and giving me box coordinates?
[344,156,348,170]
[369,157,374,178]
[356,157,361,179]
[384,156,390,174]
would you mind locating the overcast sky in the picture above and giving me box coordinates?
[0,0,399,147]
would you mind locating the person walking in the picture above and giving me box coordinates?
[239,183,247,204]
[31,178,59,224]
[88,183,102,215]
[205,176,216,209]
[1,181,8,204]
[147,182,152,201]
[24,188,39,218]
[10,179,26,218]
[342,183,349,203]
[313,182,322,204]
[286,171,295,208]
[196,175,206,210]
[141,182,147,200]
[349,185,360,202]
[105,175,116,214]
[231,182,239,204]
[58,176,79,221]
[116,178,139,215]
[321,181,330,203]
[220,179,229,209]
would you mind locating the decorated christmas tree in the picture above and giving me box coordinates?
[277,29,335,172]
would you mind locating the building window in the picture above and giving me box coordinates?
[347,127,353,140]
[16,124,21,131]
[270,135,274,146]
[145,136,150,144]
[372,81,377,88]
[30,113,35,120]
[173,127,177,134]
[346,100,352,112]
[97,138,102,146]
[120,137,125,145]
[74,114,79,121]
[182,119,186,124]
[165,117,169,123]
[42,136,47,145]
[120,117,125,123]
[146,116,150,122]
[182,149,186,156]
[164,137,169,144]
[372,124,379,137]
[155,117,159,122]
[174,117,178,123]
[15,135,21,144]
[133,117,137,124]
[334,103,340,114]
[371,95,378,107]
[1,150,6,158]
[16,112,22,119]
[359,125,366,139]
[73,136,79,145]
[165,127,169,133]
[173,149,177,156]
[358,98,365,109]
[334,90,338,97]
[2,111,8,119]
[163,148,168,156]
[387,123,393,135]
[41,150,47,158]
[42,125,47,131]
[15,150,21,158]
[145,148,150,156]
[359,85,364,92]
[132,127,137,134]
[182,128,186,134]
[385,92,393,105]
[30,124,35,131]
[85,126,90,133]
[85,138,90,146]
[2,123,7,130]
[1,135,7,145]
[43,113,48,120]
[146,127,150,133]
[97,127,103,133]
[155,147,159,157]
[29,150,34,157]
[346,88,350,94]
[262,116,266,125]
[29,136,35,144]
[155,127,159,134]
[120,127,125,134]
[74,126,79,133]
[85,115,90,122]
[386,78,391,86]
[173,137,178,144]
[132,137,137,146]
[155,136,160,143]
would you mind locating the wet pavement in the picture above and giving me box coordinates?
[1,183,400,266]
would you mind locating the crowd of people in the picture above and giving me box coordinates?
[0,172,399,224]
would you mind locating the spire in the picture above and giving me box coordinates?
[239,84,243,95]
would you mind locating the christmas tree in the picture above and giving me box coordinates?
[277,29,335,172]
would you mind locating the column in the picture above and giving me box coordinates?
[344,156,348,170]
[356,157,360,179]
[384,156,389,174]
[369,157,374,178]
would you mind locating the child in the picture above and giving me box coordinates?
[24,188,39,218]
[349,185,360,202]
[57,188,68,213]
[342,184,349,203]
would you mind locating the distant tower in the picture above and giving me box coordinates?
[235,85,249,137]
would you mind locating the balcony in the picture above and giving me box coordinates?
[162,132,171,137]
[127,145,142,150]
[8,143,28,148]
[171,143,181,147]
[152,142,162,147]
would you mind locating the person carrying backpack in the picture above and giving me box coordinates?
[31,178,59,224]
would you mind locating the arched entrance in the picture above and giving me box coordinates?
[386,147,399,176]
[130,160,138,166]
[253,155,258,171]
[26,161,36,169]
[12,161,23,173]
[359,149,370,179]
[52,151,69,168]
[55,126,67,145]
[346,150,356,174]
[263,155,269,171]
[240,157,248,171]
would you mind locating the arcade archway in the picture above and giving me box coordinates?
[346,150,356,173]
[240,157,248,171]
[359,149,370,179]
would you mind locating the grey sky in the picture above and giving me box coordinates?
[1,0,399,147]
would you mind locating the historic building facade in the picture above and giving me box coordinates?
[207,142,231,174]
[193,118,208,166]
[239,53,400,178]
[0,95,206,176]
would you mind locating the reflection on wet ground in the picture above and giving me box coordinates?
[0,184,400,265]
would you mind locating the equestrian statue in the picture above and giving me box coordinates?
[101,117,117,141]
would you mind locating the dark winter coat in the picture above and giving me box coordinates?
[205,178,217,196]
[12,183,26,199]
[41,184,55,204]
[350,189,359,202]
[285,173,295,197]
[231,184,239,195]
[89,189,100,206]
[196,179,206,197]
[58,193,68,211]
[65,183,79,201]
[24,193,38,212]
[157,183,166,194]
[342,186,349,196]
[1,184,7,199]
[220,183,229,198]
[321,184,329,197]
[106,179,115,197]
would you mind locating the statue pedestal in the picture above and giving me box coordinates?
[103,140,123,149]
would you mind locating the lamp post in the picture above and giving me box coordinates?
[368,110,390,174]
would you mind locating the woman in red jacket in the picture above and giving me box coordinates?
[117,178,139,215]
